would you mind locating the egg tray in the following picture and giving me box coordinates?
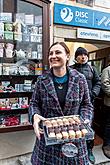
[43,115,94,146]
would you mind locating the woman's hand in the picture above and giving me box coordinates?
[33,114,45,140]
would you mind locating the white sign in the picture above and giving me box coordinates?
[0,13,12,22]
[77,28,110,41]
[95,0,110,9]
[77,28,101,40]
[25,15,34,25]
[101,31,110,41]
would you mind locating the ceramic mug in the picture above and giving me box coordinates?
[0,64,2,75]
[32,51,37,59]
[3,66,10,75]
[37,53,42,60]
[5,49,14,58]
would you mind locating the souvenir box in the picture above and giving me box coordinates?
[14,32,22,41]
[4,31,13,40]
[0,13,12,22]
[16,13,25,24]
[4,23,13,31]
[43,115,94,146]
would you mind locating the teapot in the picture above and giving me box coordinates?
[15,49,26,60]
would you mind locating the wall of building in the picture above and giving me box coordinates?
[50,0,110,65]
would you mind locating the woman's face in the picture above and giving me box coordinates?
[48,44,68,69]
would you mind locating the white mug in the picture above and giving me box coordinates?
[5,49,14,58]
[32,51,37,59]
[37,53,42,60]
[0,64,2,75]
[3,66,10,75]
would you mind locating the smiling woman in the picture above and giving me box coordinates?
[29,42,93,165]
[48,42,70,74]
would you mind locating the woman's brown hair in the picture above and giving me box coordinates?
[48,42,70,57]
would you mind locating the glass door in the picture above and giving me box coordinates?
[0,0,50,132]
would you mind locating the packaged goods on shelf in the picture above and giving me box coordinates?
[0,114,20,127]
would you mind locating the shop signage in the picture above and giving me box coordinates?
[54,3,110,31]
[77,28,110,41]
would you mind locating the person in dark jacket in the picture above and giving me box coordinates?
[101,59,110,159]
[71,47,101,164]
[29,42,93,165]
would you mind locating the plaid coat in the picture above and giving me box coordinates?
[29,67,93,165]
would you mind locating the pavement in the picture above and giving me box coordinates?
[0,133,110,165]
[17,145,110,165]
[92,144,110,165]
[89,134,110,165]
[0,144,110,165]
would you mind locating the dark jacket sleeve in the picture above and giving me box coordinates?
[101,66,110,96]
[92,66,101,99]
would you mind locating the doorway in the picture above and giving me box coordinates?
[65,41,110,137]
[65,41,110,66]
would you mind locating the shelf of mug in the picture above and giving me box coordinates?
[0,124,33,133]
[0,57,42,60]
[0,38,42,44]
[27,58,42,61]
[0,108,28,114]
[0,39,14,44]
[0,57,15,63]
[0,74,38,79]
[0,91,33,98]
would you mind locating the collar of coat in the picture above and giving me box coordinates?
[37,67,83,114]
[40,67,80,86]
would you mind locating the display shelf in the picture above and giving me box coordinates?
[0,108,28,114]
[0,57,42,61]
[0,0,50,133]
[0,36,42,43]
[0,91,33,98]
[0,75,38,80]
[0,58,42,66]
[0,39,14,44]
[0,124,33,133]
[0,57,16,63]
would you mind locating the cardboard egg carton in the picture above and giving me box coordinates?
[43,115,94,146]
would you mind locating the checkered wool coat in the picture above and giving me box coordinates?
[29,67,93,165]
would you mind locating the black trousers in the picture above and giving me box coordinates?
[103,105,110,146]
[86,99,94,150]
[87,140,94,150]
